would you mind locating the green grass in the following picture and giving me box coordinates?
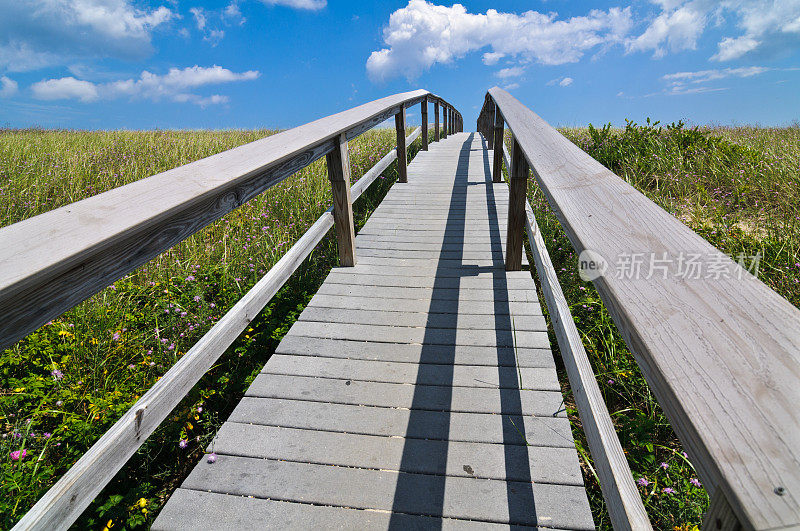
[0,127,426,528]
[523,121,799,530]
[2,123,797,529]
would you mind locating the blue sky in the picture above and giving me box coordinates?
[1,0,799,130]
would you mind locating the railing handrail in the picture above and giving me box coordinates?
[497,144,651,530]
[0,90,461,352]
[485,86,800,530]
[8,89,460,529]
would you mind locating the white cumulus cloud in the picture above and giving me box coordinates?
[0,0,174,72]
[547,76,574,87]
[628,0,800,61]
[626,2,708,57]
[259,0,326,10]
[495,66,524,79]
[190,7,207,30]
[0,75,18,97]
[366,0,633,82]
[661,65,773,94]
[31,65,260,106]
[31,77,100,102]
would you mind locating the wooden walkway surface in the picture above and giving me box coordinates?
[153,132,593,529]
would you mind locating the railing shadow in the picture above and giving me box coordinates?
[481,136,537,525]
[389,133,536,527]
[388,134,471,527]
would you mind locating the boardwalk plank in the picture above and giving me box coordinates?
[262,354,560,390]
[207,422,583,484]
[176,456,594,529]
[274,336,555,367]
[155,132,591,529]
[245,373,567,416]
[297,306,547,331]
[153,490,509,531]
[228,397,573,447]
[285,321,550,348]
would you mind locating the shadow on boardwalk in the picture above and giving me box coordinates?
[389,133,536,527]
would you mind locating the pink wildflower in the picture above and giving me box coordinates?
[10,449,27,461]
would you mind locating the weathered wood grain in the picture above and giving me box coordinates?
[505,137,528,271]
[395,108,408,184]
[153,489,503,531]
[492,104,504,183]
[326,133,357,266]
[0,86,446,352]
[11,127,423,531]
[490,86,800,530]
[518,149,651,528]
[421,96,428,151]
[434,100,440,142]
[228,397,571,446]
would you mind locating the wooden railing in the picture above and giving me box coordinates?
[480,86,800,531]
[2,90,461,530]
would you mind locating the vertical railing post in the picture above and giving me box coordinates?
[442,107,448,139]
[492,104,504,183]
[395,106,408,184]
[421,96,428,151]
[505,136,527,271]
[434,101,440,142]
[326,133,356,267]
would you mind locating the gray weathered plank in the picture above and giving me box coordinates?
[246,372,567,416]
[153,489,509,531]
[274,335,555,367]
[228,397,572,446]
[208,422,583,484]
[262,354,559,390]
[297,305,547,331]
[174,455,594,529]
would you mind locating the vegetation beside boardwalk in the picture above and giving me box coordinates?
[525,121,799,529]
[0,127,421,528]
[1,123,797,529]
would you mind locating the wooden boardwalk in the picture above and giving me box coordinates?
[154,132,593,529]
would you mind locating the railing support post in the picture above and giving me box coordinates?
[505,136,527,271]
[395,107,408,183]
[703,492,742,531]
[442,107,448,139]
[492,104,504,183]
[421,97,428,151]
[326,133,357,267]
[434,101,440,142]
